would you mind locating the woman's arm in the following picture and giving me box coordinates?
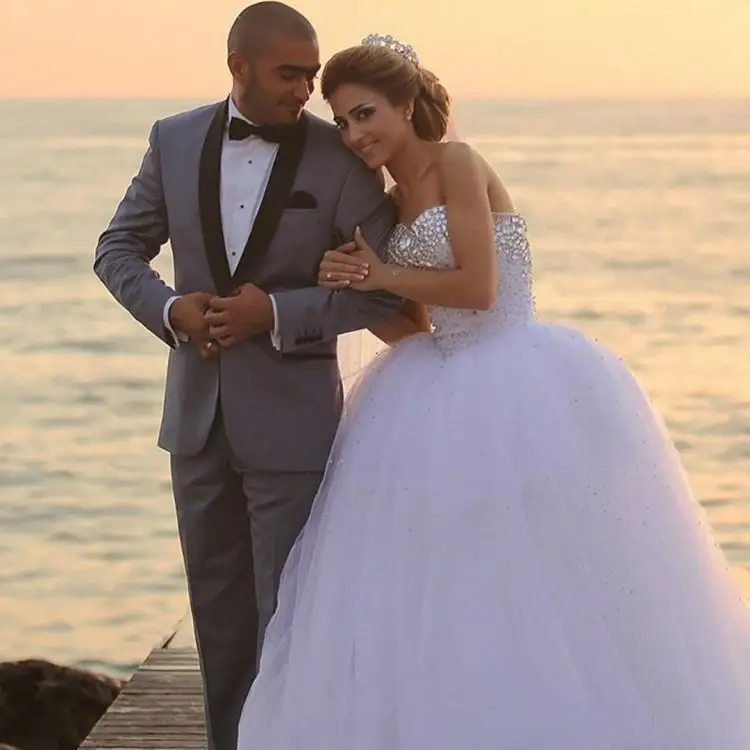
[321,144,501,310]
[375,143,498,309]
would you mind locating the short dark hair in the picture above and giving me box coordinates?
[228,2,316,59]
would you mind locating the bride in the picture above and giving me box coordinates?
[237,34,750,749]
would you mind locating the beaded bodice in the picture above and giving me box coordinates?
[386,206,535,351]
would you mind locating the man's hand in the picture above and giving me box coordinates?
[169,292,218,358]
[205,283,274,348]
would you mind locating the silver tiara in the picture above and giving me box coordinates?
[361,33,419,67]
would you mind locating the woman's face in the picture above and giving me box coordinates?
[329,83,412,169]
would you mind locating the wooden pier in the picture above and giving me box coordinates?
[79,617,206,749]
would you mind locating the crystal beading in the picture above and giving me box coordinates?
[386,206,535,353]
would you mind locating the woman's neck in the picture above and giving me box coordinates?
[385,137,438,196]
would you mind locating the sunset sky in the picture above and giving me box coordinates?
[2,0,748,99]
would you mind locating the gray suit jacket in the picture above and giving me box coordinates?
[94,99,401,471]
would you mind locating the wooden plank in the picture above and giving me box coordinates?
[79,646,206,750]
[164,612,196,650]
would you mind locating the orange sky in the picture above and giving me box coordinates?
[1,0,748,98]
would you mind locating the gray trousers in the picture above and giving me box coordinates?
[171,412,322,750]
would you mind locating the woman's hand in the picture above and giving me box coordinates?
[318,227,387,292]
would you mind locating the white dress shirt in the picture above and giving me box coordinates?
[163,97,281,347]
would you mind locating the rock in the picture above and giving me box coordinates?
[0,659,123,750]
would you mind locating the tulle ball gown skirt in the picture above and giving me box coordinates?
[237,322,750,749]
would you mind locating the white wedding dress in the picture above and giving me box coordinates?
[237,206,750,748]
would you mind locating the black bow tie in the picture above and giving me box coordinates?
[228,116,296,143]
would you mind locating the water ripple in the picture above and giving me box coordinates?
[1,98,748,677]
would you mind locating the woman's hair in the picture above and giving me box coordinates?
[321,45,451,142]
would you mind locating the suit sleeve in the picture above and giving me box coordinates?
[93,120,178,346]
[271,158,403,352]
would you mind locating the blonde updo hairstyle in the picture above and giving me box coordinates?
[321,43,451,143]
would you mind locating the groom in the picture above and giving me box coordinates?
[94,3,401,748]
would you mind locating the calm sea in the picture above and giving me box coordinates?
[0,98,748,677]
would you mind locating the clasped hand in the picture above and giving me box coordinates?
[169,284,273,358]
[204,283,274,351]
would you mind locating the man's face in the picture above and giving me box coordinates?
[232,34,320,124]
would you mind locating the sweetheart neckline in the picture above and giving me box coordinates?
[397,205,521,231]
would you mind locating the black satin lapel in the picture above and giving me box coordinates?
[233,114,309,284]
[199,99,232,294]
